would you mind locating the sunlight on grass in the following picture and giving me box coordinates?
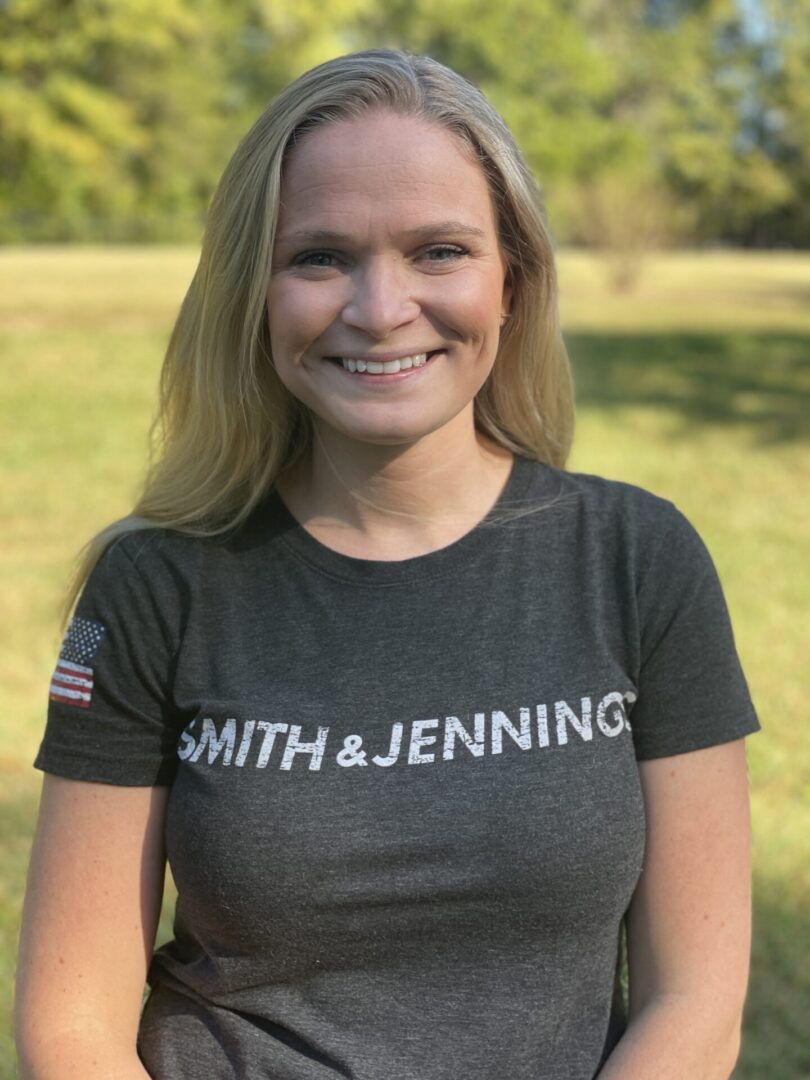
[558,249,810,332]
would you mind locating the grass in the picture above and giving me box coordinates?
[1,246,809,1078]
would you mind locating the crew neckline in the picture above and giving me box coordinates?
[266,454,546,586]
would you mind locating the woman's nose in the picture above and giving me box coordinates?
[341,258,420,339]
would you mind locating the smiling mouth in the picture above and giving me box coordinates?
[326,351,441,374]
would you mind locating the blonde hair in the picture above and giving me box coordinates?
[65,48,574,617]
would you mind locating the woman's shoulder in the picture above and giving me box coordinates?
[521,458,690,533]
[85,496,287,603]
[511,458,720,588]
[94,524,205,579]
[95,503,276,573]
[82,524,231,621]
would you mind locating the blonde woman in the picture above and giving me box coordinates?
[15,50,758,1080]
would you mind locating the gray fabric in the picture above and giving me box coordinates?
[36,457,759,1080]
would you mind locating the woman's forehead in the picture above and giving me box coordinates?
[285,109,477,170]
[277,111,498,238]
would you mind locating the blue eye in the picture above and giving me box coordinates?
[295,251,341,268]
[424,245,467,262]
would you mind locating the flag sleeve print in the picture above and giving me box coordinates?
[49,617,106,708]
[36,533,189,786]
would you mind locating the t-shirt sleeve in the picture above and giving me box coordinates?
[34,533,186,785]
[628,502,760,760]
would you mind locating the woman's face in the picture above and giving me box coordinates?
[267,109,512,449]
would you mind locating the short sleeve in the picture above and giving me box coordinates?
[628,504,760,760]
[35,533,187,785]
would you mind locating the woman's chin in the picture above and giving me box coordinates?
[315,410,456,450]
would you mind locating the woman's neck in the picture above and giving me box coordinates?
[277,414,514,561]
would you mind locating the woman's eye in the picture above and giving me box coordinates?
[294,251,341,268]
[423,245,468,263]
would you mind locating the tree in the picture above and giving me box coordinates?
[0,0,248,240]
[1,0,808,246]
[741,0,810,245]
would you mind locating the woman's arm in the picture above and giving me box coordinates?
[598,738,753,1080]
[14,775,169,1079]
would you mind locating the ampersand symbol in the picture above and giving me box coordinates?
[336,734,368,767]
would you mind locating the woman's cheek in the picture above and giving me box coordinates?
[268,285,332,360]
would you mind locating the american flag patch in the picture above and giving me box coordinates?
[49,617,107,709]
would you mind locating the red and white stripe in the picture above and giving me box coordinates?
[49,659,94,709]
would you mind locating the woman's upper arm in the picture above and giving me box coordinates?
[15,774,169,1067]
[626,738,753,1026]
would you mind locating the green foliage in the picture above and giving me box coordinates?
[747,0,810,244]
[1,0,810,246]
[0,0,240,239]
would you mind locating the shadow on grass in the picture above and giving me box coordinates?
[0,766,39,926]
[0,766,40,1079]
[736,881,810,1078]
[567,332,810,445]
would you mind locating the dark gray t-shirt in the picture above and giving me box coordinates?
[36,457,759,1080]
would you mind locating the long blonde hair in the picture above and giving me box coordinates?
[65,48,574,617]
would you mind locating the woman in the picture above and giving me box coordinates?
[15,49,758,1079]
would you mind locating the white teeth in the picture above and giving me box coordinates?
[340,352,429,374]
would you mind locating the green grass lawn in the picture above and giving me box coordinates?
[2,247,808,1078]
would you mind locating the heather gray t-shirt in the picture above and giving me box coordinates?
[36,457,759,1080]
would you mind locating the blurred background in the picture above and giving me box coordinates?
[1,1,808,1076]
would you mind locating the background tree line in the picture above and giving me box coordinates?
[1,0,808,253]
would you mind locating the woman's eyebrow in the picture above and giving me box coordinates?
[275,222,487,247]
